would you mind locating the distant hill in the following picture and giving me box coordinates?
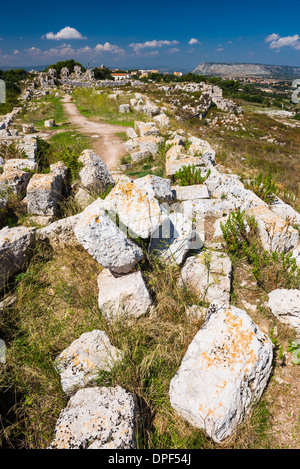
[192,62,300,78]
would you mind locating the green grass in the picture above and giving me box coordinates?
[73,88,137,126]
[0,241,276,449]
[36,131,92,182]
[22,94,68,128]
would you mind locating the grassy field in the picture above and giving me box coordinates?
[72,88,138,126]
[0,241,277,449]
[1,83,299,450]
[21,94,69,129]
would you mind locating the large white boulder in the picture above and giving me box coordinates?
[150,212,203,266]
[48,386,138,449]
[98,269,153,323]
[3,158,37,173]
[134,174,174,203]
[78,150,115,192]
[0,169,31,196]
[134,121,160,137]
[269,197,300,225]
[169,301,273,443]
[74,203,143,274]
[247,205,299,253]
[179,250,232,304]
[153,113,170,129]
[172,184,210,201]
[26,173,63,216]
[267,289,300,334]
[103,178,169,239]
[0,226,35,291]
[37,214,80,248]
[55,330,123,395]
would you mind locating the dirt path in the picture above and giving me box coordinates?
[61,94,126,171]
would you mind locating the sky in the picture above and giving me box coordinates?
[1,0,300,70]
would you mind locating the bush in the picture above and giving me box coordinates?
[246,172,279,204]
[221,209,300,290]
[174,165,210,186]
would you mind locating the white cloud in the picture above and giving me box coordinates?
[167,48,180,54]
[25,47,42,54]
[265,33,300,50]
[188,38,199,45]
[265,33,280,43]
[12,50,20,55]
[42,26,87,41]
[129,39,179,52]
[95,42,125,54]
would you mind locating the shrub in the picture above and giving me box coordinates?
[174,165,210,186]
[246,172,279,204]
[0,142,27,161]
[221,209,300,290]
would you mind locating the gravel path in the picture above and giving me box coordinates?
[62,94,127,171]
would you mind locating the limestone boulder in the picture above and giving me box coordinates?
[26,173,63,216]
[0,169,31,196]
[119,104,130,114]
[134,174,174,204]
[98,269,153,323]
[74,203,143,274]
[3,158,37,173]
[269,196,300,225]
[153,113,170,129]
[267,289,300,334]
[48,386,138,449]
[38,214,80,249]
[44,119,55,128]
[103,178,169,239]
[131,150,151,163]
[172,184,209,201]
[150,212,203,266]
[169,301,273,443]
[0,226,35,291]
[134,121,160,137]
[78,150,115,192]
[247,205,299,253]
[55,330,123,395]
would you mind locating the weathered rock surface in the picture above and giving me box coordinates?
[247,205,299,253]
[104,178,169,239]
[55,330,123,394]
[267,289,300,334]
[172,184,210,201]
[169,301,273,443]
[0,169,31,196]
[78,150,115,192]
[48,386,138,449]
[38,214,80,248]
[26,173,63,216]
[98,269,153,323]
[150,212,203,265]
[134,174,174,203]
[3,158,37,173]
[179,250,232,303]
[74,203,143,274]
[0,226,35,291]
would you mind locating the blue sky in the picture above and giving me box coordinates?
[1,0,300,69]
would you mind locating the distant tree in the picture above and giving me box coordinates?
[93,67,113,80]
[0,68,28,114]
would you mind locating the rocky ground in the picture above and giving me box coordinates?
[0,78,299,449]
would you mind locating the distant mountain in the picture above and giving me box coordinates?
[192,62,300,78]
